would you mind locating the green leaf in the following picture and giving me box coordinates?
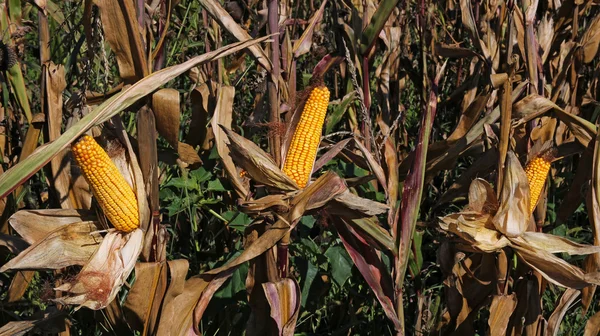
[207,179,227,191]
[300,238,320,255]
[164,177,198,191]
[7,64,32,124]
[326,92,356,133]
[228,212,252,231]
[408,230,424,276]
[215,262,248,299]
[300,260,318,307]
[190,167,212,184]
[325,245,353,287]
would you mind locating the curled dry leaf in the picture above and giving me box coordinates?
[8,209,95,244]
[198,0,272,73]
[54,229,143,310]
[212,86,248,198]
[292,0,327,57]
[240,194,291,215]
[467,178,498,214]
[219,126,298,191]
[546,289,579,336]
[330,190,389,216]
[152,88,181,149]
[488,294,517,336]
[514,94,596,148]
[0,222,102,272]
[492,152,530,237]
[440,212,511,252]
[262,279,302,336]
[122,262,167,333]
[512,244,600,289]
[512,232,600,255]
[580,14,600,63]
[584,309,600,336]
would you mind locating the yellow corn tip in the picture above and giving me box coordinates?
[71,135,139,232]
[282,86,330,188]
[525,151,554,214]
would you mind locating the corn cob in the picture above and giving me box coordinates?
[282,86,330,188]
[71,135,139,232]
[525,148,556,214]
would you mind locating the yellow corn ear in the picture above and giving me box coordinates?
[525,149,556,214]
[71,135,140,232]
[283,86,330,188]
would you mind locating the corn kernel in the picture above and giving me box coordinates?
[282,86,330,188]
[71,135,140,232]
[525,149,556,214]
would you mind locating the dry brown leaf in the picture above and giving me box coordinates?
[123,262,167,334]
[192,268,237,334]
[176,142,202,168]
[448,92,490,143]
[212,86,249,198]
[0,222,102,272]
[538,14,554,64]
[187,84,211,147]
[45,63,72,209]
[440,213,511,252]
[513,232,600,255]
[199,0,272,73]
[546,289,579,336]
[8,209,95,245]
[312,138,353,173]
[512,244,600,289]
[467,178,498,214]
[94,0,148,81]
[54,229,143,310]
[7,270,35,303]
[241,194,291,215]
[493,152,530,238]
[155,277,209,335]
[330,190,389,217]
[263,279,302,336]
[581,14,600,63]
[354,138,388,197]
[220,126,298,191]
[292,0,327,57]
[152,88,181,149]
[582,254,599,315]
[584,310,600,336]
[488,294,517,336]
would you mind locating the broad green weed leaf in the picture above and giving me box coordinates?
[325,245,353,286]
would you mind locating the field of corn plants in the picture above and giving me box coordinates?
[1,0,600,335]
